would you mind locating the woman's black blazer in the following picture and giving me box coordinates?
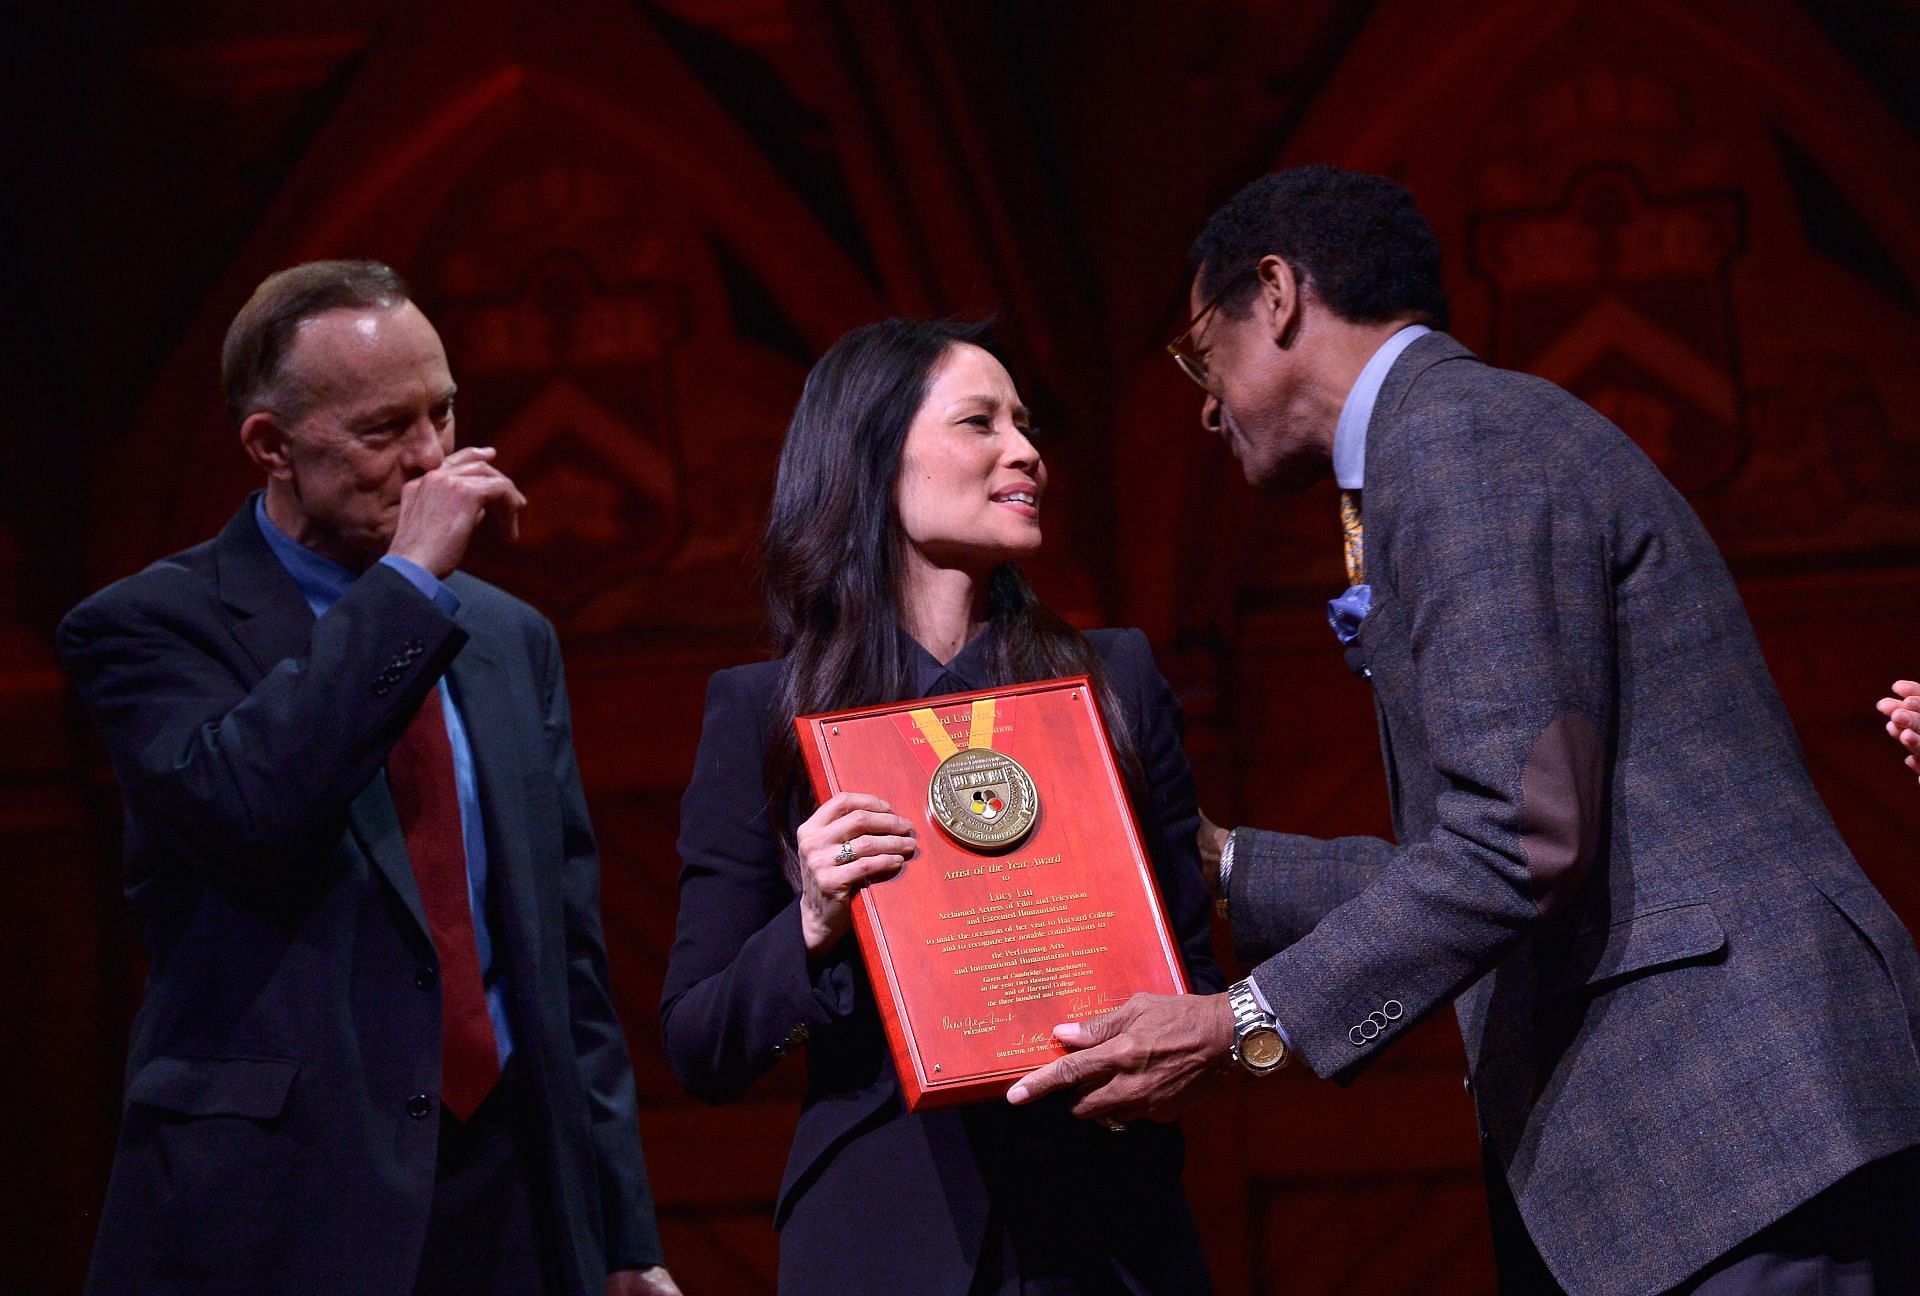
[661,628,1221,1295]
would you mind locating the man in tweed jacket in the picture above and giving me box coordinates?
[1013,168,1920,1293]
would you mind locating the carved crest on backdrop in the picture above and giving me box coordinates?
[437,250,691,615]
[419,134,787,630]
[1471,166,1748,499]
[1453,47,1920,559]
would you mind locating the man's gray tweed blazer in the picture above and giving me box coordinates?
[1229,332,1920,1296]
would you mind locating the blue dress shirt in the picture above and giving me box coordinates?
[254,496,514,1064]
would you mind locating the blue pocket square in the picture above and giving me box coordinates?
[1328,583,1372,645]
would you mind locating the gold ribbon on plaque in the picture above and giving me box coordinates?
[911,697,1039,852]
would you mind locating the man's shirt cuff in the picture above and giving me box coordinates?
[378,555,460,616]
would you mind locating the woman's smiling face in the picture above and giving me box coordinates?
[894,342,1047,575]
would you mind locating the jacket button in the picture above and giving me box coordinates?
[407,1093,433,1119]
[415,966,438,990]
[372,682,391,697]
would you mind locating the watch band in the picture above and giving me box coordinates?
[1227,978,1263,1032]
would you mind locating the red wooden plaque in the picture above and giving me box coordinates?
[795,675,1190,1110]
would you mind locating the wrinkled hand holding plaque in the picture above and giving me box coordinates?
[796,676,1189,1109]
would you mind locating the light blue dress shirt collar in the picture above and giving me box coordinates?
[1332,324,1431,491]
[254,494,358,617]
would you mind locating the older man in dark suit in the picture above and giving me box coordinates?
[1013,168,1920,1294]
[59,261,679,1296]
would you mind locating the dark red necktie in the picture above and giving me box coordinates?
[387,685,499,1120]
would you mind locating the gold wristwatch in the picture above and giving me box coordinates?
[1228,979,1288,1075]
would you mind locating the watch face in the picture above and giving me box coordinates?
[1240,1028,1287,1071]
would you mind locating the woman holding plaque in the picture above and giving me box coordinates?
[661,319,1221,1295]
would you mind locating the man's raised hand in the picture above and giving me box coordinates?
[387,446,527,578]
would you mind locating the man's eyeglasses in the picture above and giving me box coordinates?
[1165,272,1247,391]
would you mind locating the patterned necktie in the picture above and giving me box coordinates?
[387,686,499,1120]
[1340,490,1366,587]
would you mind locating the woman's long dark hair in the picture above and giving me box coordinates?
[763,318,1143,875]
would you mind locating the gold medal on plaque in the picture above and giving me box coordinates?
[929,748,1039,850]
[911,697,1039,852]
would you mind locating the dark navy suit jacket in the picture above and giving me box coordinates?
[58,499,662,1295]
[662,627,1220,1296]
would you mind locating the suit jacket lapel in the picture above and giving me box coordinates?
[1359,331,1478,613]
[213,494,434,939]
[1361,338,1474,842]
[214,494,321,679]
[445,607,544,982]
[348,779,431,937]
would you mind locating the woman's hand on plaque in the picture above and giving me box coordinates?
[796,792,916,957]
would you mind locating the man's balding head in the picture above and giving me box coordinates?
[221,260,412,426]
